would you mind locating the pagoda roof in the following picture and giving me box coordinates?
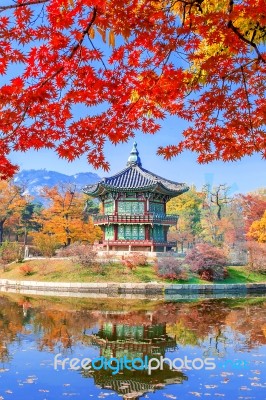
[83,142,189,197]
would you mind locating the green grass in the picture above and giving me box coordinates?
[217,266,266,284]
[0,260,265,284]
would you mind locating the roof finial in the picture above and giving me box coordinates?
[127,141,142,167]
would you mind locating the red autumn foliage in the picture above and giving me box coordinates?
[247,241,266,273]
[19,263,34,276]
[0,1,265,178]
[185,243,228,281]
[121,252,148,270]
[237,193,266,233]
[154,256,189,281]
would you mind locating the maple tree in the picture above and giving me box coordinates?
[0,0,265,179]
[31,184,102,248]
[237,191,266,233]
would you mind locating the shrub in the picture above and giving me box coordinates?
[58,242,97,268]
[0,241,23,264]
[19,264,34,276]
[185,243,228,281]
[154,256,189,281]
[121,252,148,270]
[247,241,266,273]
[31,232,59,257]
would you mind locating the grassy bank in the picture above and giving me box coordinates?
[0,259,265,284]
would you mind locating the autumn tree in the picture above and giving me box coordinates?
[19,202,43,245]
[237,191,266,233]
[248,211,266,243]
[31,184,102,248]
[167,186,203,250]
[0,180,27,244]
[200,184,233,245]
[0,0,265,179]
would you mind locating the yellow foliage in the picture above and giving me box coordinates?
[0,180,27,230]
[167,187,203,214]
[32,185,102,246]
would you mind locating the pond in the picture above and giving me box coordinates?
[0,294,265,399]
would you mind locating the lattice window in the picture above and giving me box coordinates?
[151,225,164,241]
[118,225,145,240]
[105,225,114,240]
[150,202,164,214]
[118,225,125,239]
[104,201,114,214]
[118,201,144,214]
[139,225,145,240]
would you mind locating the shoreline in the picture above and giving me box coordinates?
[1,278,266,299]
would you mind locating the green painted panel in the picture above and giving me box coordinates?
[150,202,164,214]
[118,225,145,240]
[118,201,144,214]
[125,225,131,239]
[151,225,164,241]
[139,225,145,239]
[118,225,125,239]
[104,201,114,214]
[105,225,114,240]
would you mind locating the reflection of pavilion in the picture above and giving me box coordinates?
[83,321,187,400]
[91,322,177,358]
[85,365,186,400]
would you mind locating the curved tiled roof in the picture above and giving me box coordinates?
[83,143,189,197]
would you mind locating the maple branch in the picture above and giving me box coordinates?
[228,21,266,63]
[0,0,49,12]
[39,7,98,88]
[240,66,254,137]
[221,58,258,80]
[88,37,107,71]
[13,106,30,136]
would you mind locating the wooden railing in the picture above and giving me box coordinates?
[94,213,178,225]
[102,239,177,247]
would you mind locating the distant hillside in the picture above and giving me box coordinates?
[14,169,101,203]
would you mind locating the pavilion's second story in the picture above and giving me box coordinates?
[94,194,179,226]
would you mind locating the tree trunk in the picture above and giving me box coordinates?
[0,220,4,245]
[24,226,28,246]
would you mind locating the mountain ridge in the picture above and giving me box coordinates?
[14,169,101,202]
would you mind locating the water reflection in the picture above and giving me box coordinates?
[84,319,186,399]
[0,294,265,399]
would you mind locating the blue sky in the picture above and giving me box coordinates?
[10,114,266,195]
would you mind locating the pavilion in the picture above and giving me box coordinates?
[83,142,189,252]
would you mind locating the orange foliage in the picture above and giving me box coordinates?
[0,180,27,243]
[31,184,102,247]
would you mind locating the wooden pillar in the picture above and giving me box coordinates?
[164,226,168,241]
[114,225,118,240]
[145,226,149,240]
[146,198,150,212]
